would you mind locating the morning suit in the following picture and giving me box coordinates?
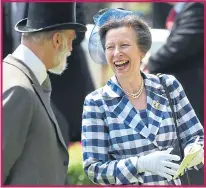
[4,2,94,143]
[2,2,71,145]
[3,53,69,185]
[82,73,203,185]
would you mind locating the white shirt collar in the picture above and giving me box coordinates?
[12,44,47,85]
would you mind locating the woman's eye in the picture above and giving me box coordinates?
[106,46,114,50]
[121,44,129,47]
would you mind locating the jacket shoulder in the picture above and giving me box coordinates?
[156,73,181,92]
[84,87,104,106]
[3,62,34,93]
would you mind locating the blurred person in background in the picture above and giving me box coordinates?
[142,3,204,184]
[152,2,172,29]
[3,2,14,58]
[3,2,86,185]
[145,3,203,125]
[165,2,186,30]
[82,8,204,185]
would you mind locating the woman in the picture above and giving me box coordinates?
[82,8,204,185]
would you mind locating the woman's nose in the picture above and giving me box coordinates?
[114,47,122,56]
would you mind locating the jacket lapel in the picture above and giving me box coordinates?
[113,95,152,140]
[3,55,67,150]
[102,75,154,142]
[32,84,67,150]
[102,73,170,146]
[144,75,169,146]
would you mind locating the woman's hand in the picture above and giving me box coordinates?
[137,148,180,181]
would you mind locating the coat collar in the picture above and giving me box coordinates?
[12,44,47,85]
[4,54,40,87]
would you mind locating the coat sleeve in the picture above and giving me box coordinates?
[164,75,204,148]
[82,95,143,185]
[3,86,34,183]
[147,3,204,73]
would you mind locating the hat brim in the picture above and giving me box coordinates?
[15,18,87,33]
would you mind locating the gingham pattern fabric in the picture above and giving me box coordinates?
[82,73,204,185]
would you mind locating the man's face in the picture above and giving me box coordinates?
[49,30,76,75]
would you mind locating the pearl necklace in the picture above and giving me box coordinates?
[120,78,144,99]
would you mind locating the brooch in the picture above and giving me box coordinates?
[152,101,161,110]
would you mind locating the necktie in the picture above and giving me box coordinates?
[41,75,52,99]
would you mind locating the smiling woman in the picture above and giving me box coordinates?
[98,16,151,108]
[81,8,204,186]
[104,27,142,76]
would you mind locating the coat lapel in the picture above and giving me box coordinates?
[102,75,153,142]
[3,55,67,150]
[102,73,170,146]
[32,84,67,150]
[112,95,152,140]
[144,74,169,146]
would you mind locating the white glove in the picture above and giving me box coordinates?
[137,148,180,180]
[184,143,204,169]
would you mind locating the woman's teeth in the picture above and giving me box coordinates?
[114,61,129,67]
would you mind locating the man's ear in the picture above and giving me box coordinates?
[52,32,63,50]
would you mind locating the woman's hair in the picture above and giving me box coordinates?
[99,15,152,54]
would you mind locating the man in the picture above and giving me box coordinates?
[3,2,86,185]
[144,2,204,185]
[3,2,95,144]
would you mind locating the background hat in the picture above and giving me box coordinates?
[15,2,87,33]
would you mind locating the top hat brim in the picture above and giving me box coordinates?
[15,18,87,33]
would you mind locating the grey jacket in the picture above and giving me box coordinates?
[3,55,69,185]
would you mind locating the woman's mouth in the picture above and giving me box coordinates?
[114,60,129,70]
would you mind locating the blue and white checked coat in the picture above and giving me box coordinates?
[82,73,204,185]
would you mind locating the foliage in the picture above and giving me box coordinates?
[67,142,94,185]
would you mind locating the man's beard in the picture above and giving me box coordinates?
[48,39,71,75]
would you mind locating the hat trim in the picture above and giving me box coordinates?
[15,18,87,33]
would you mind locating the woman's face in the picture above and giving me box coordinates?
[105,26,143,79]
